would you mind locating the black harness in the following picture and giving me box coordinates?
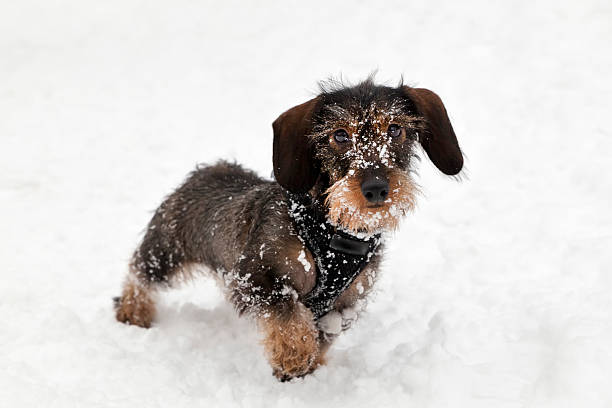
[286,192,381,320]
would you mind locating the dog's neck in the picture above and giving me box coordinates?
[285,191,381,320]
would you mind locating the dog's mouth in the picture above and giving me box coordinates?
[365,203,384,209]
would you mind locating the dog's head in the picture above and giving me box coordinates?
[273,79,463,235]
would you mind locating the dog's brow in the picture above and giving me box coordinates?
[323,104,351,120]
[379,101,405,117]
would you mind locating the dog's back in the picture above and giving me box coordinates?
[132,161,280,284]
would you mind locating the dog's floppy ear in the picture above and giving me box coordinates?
[402,87,463,176]
[273,97,322,193]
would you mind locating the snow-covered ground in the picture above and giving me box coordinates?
[2,1,611,406]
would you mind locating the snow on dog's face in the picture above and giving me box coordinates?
[272,78,463,235]
[309,85,423,234]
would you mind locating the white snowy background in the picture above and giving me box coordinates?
[1,1,611,407]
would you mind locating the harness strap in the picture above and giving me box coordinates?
[286,192,381,320]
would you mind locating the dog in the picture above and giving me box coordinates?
[114,78,463,381]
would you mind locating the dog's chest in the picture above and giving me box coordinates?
[286,193,381,320]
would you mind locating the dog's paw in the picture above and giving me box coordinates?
[340,307,358,330]
[318,307,359,335]
[114,280,156,328]
[317,310,343,335]
[271,352,319,382]
[261,304,321,381]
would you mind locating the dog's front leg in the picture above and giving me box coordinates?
[228,243,321,381]
[259,300,320,381]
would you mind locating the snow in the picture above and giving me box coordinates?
[297,250,311,272]
[1,0,612,407]
[318,311,344,335]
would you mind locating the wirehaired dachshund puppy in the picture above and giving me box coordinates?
[114,78,463,381]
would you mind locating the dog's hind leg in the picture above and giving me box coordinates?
[114,268,158,328]
[114,223,187,328]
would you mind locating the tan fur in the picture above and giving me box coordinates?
[259,303,321,380]
[115,276,156,328]
[325,169,419,234]
[313,345,328,367]
[334,263,378,310]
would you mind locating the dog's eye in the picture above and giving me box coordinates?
[388,124,402,138]
[333,129,350,143]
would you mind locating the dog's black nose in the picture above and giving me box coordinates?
[361,177,389,204]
